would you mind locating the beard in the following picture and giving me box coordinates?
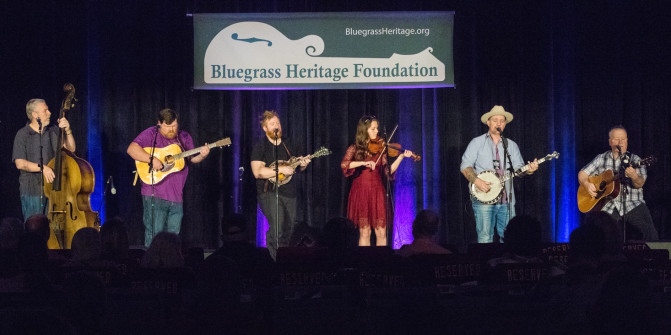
[162,130,178,139]
[266,129,282,139]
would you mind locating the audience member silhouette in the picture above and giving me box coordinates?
[588,267,657,334]
[25,214,70,262]
[0,217,23,249]
[547,222,613,333]
[486,214,543,266]
[188,254,248,334]
[213,213,273,265]
[582,211,625,262]
[0,217,23,280]
[15,232,55,297]
[141,231,185,269]
[320,216,359,250]
[100,217,130,260]
[212,213,274,306]
[61,270,106,334]
[67,227,102,264]
[312,216,359,267]
[24,214,50,244]
[397,209,451,258]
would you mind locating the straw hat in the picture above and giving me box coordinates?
[481,105,514,125]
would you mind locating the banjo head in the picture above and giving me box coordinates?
[469,170,503,204]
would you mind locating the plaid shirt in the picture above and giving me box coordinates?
[581,151,647,215]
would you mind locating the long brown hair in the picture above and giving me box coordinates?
[354,116,376,161]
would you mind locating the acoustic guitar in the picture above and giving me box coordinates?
[136,137,231,185]
[268,146,331,186]
[470,151,559,204]
[577,155,656,213]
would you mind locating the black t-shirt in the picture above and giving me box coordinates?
[250,137,297,197]
[12,123,60,196]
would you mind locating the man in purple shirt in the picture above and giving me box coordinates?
[127,109,210,247]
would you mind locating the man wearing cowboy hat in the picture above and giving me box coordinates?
[460,105,538,243]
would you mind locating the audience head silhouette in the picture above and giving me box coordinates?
[24,214,50,243]
[220,213,248,243]
[142,232,184,269]
[582,211,622,257]
[321,217,358,249]
[100,217,129,259]
[70,227,101,262]
[569,222,606,266]
[1,217,23,249]
[412,209,441,238]
[502,214,542,256]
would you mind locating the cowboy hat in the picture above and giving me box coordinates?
[481,105,514,124]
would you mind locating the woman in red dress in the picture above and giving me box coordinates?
[341,116,413,246]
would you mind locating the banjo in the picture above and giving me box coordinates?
[469,151,559,204]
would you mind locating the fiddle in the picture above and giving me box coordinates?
[368,138,421,162]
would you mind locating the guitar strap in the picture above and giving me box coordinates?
[282,142,291,157]
[175,131,187,157]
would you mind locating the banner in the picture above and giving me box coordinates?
[193,12,454,90]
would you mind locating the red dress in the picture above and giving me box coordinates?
[341,145,389,228]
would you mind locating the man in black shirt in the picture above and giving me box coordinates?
[250,110,310,260]
[12,99,76,220]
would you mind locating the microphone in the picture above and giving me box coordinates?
[109,176,116,195]
[37,117,42,130]
[616,145,622,153]
[496,127,502,134]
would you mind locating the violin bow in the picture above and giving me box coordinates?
[374,124,399,165]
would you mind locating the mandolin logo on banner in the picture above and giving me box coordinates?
[193,12,454,90]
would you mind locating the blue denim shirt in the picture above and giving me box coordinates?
[460,133,526,205]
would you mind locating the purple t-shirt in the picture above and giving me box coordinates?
[133,127,195,203]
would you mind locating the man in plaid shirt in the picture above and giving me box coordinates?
[578,125,658,241]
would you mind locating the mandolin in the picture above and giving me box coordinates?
[268,146,331,186]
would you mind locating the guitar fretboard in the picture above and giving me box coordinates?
[173,140,228,160]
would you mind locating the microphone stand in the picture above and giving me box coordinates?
[501,134,514,227]
[616,147,628,242]
[238,167,244,213]
[148,125,160,245]
[38,119,46,215]
[273,129,279,253]
[95,176,113,227]
[383,126,394,248]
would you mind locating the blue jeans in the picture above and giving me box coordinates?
[142,196,183,247]
[21,194,47,221]
[472,199,515,243]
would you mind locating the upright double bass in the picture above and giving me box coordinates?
[43,83,98,249]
